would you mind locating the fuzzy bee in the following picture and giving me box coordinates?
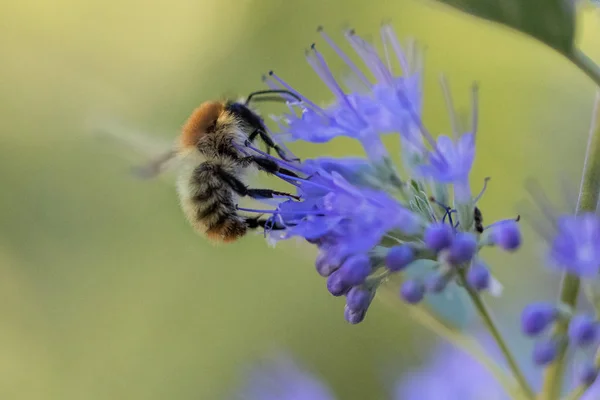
[136,89,301,243]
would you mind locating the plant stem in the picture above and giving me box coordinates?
[540,274,581,399]
[377,287,525,399]
[571,50,600,89]
[460,278,535,399]
[540,51,600,399]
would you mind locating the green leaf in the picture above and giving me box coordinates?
[404,259,474,329]
[429,0,576,54]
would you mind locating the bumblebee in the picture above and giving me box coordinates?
[138,89,301,243]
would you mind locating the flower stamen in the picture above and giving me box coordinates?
[317,26,371,87]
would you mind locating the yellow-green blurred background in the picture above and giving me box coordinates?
[2,0,600,399]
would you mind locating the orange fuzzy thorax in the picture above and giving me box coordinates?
[179,101,224,149]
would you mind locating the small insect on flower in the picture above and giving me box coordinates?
[474,206,484,233]
[135,90,303,243]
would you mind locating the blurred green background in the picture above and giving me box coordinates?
[2,0,600,399]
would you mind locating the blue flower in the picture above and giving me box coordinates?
[234,355,336,400]
[264,25,423,161]
[395,332,599,399]
[234,345,600,400]
[395,339,515,400]
[269,169,423,255]
[416,133,476,203]
[237,24,523,324]
[549,213,600,277]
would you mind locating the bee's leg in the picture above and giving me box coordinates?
[244,188,300,200]
[245,129,275,157]
[258,130,301,162]
[244,216,286,231]
[239,155,300,178]
[218,169,300,200]
[245,128,300,162]
[246,129,260,143]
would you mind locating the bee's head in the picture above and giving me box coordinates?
[180,101,224,149]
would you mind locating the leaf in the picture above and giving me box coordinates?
[403,259,474,329]
[429,0,576,54]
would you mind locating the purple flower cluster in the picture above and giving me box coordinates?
[264,26,423,161]
[241,25,524,324]
[549,213,600,277]
[520,302,600,384]
[518,211,600,383]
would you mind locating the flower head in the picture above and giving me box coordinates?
[395,333,535,400]
[234,355,335,400]
[549,213,600,277]
[264,25,423,161]
[270,169,422,254]
[417,134,476,183]
[237,24,523,324]
[396,332,599,400]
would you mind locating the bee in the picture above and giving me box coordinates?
[136,89,302,243]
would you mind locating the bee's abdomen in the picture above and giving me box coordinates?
[180,162,246,242]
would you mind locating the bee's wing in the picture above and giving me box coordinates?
[89,116,181,179]
[131,148,179,179]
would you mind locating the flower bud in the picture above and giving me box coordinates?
[337,254,371,286]
[568,315,598,347]
[533,338,559,366]
[466,262,490,291]
[424,223,453,252]
[400,280,425,304]
[344,306,366,324]
[521,303,558,336]
[489,220,521,251]
[448,232,477,264]
[326,271,349,297]
[346,286,373,312]
[385,245,414,272]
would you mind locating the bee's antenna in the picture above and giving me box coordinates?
[244,89,302,105]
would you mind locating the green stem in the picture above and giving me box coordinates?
[541,50,600,400]
[540,275,581,399]
[460,277,535,399]
[571,49,600,89]
[377,287,523,399]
